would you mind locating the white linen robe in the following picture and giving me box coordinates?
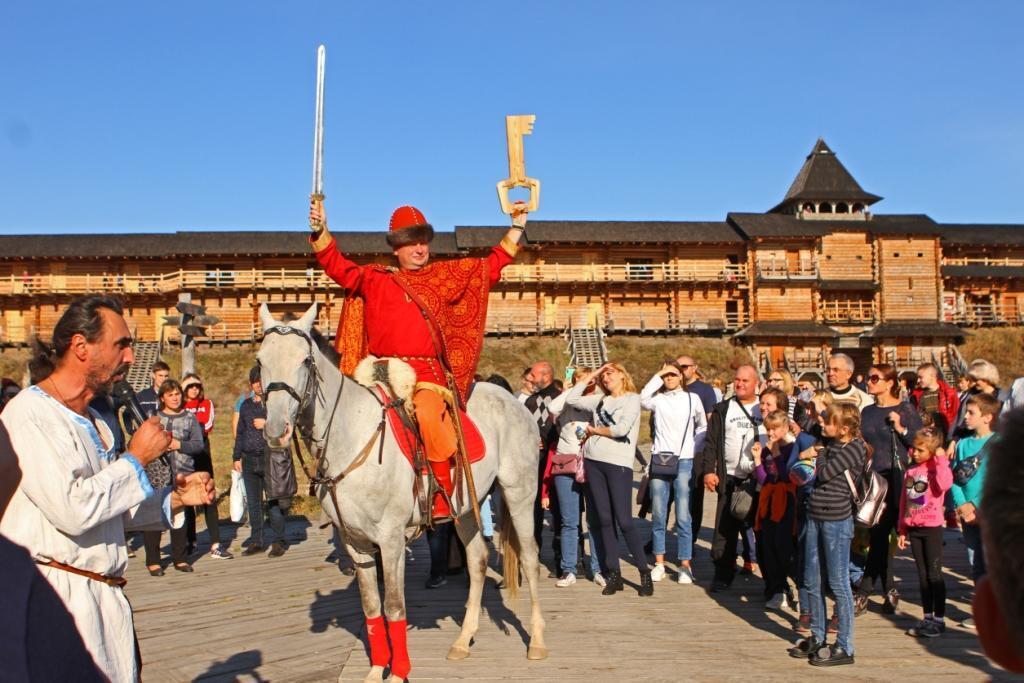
[0,386,174,683]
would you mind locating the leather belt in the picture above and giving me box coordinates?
[38,559,127,588]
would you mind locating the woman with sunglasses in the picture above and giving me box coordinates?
[566,362,650,596]
[855,363,922,615]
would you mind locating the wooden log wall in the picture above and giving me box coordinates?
[819,232,874,280]
[877,236,941,320]
[752,285,814,320]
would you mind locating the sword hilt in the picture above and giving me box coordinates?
[309,193,327,232]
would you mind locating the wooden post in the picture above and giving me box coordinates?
[179,292,196,376]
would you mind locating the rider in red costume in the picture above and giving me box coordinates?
[309,199,528,519]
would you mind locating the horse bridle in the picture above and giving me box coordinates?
[259,325,325,440]
[258,325,398,524]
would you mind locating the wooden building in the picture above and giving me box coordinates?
[1,139,1020,378]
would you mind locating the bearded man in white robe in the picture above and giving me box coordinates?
[0,295,215,682]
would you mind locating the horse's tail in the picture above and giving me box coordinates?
[500,504,521,601]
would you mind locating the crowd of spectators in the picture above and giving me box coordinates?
[509,348,1021,669]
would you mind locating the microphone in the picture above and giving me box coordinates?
[111,380,148,432]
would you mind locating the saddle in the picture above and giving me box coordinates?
[354,356,486,524]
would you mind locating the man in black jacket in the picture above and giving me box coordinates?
[233,367,289,558]
[698,365,763,591]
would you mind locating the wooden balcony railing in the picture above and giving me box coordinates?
[1,262,749,297]
[944,304,1017,327]
[819,300,877,324]
[943,256,1024,267]
[754,261,818,280]
[499,262,747,284]
[0,269,338,296]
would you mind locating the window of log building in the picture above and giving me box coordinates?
[625,258,654,281]
[205,264,235,287]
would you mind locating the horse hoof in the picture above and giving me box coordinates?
[360,664,385,682]
[446,645,471,661]
[527,645,549,660]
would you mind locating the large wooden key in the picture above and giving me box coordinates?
[496,114,540,214]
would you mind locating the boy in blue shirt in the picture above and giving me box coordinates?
[949,392,1000,628]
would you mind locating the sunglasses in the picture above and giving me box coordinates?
[905,480,929,494]
[677,364,694,369]
[867,375,884,383]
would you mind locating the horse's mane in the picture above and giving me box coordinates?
[311,326,341,367]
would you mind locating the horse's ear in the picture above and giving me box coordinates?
[258,303,277,332]
[296,303,318,333]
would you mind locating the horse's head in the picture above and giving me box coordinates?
[256,302,319,448]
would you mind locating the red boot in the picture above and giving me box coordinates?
[429,459,454,520]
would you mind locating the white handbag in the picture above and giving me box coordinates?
[229,469,247,523]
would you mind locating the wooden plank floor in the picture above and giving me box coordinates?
[127,491,1016,682]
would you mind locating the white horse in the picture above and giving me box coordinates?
[255,303,547,682]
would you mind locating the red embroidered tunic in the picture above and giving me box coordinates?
[313,235,515,396]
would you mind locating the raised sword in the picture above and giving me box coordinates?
[311,44,326,203]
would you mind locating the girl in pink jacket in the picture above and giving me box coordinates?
[897,428,953,639]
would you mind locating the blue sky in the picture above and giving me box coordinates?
[1,2,1022,234]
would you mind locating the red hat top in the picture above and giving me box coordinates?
[386,205,434,248]
[390,206,428,231]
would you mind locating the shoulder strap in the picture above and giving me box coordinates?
[733,396,758,424]
[387,271,451,370]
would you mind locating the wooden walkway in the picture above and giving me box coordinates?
[127,493,1014,682]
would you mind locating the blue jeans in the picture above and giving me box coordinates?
[480,496,495,538]
[241,453,287,547]
[805,516,855,654]
[648,458,694,562]
[963,524,986,581]
[553,474,601,576]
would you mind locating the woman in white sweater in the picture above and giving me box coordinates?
[566,362,651,597]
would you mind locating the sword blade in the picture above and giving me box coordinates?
[312,45,326,196]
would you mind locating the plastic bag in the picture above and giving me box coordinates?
[230,469,247,523]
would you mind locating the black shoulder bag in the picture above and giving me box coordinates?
[728,397,760,521]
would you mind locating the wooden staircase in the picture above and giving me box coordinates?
[567,321,607,369]
[126,341,161,392]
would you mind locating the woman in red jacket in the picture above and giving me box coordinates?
[182,374,232,559]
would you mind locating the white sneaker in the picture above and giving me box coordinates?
[677,566,694,585]
[593,572,607,588]
[650,563,666,582]
[766,593,788,611]
[556,572,577,587]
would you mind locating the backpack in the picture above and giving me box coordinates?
[845,461,889,528]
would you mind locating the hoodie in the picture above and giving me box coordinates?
[910,380,960,438]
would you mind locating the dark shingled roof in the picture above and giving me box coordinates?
[456,221,744,245]
[728,213,938,239]
[942,265,1024,279]
[818,279,879,291]
[0,230,462,259]
[770,139,882,213]
[864,321,965,340]
[733,320,839,339]
[935,224,1024,246]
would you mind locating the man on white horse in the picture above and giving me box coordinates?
[308,198,528,520]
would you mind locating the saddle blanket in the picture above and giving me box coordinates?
[375,386,486,469]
